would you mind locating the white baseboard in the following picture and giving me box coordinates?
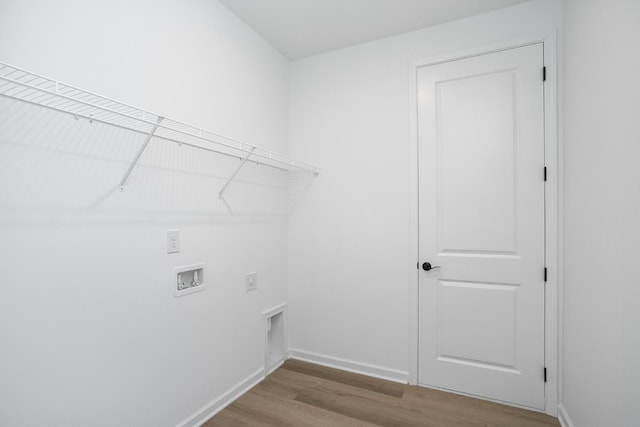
[557,404,575,427]
[266,358,286,376]
[176,368,264,427]
[288,348,409,384]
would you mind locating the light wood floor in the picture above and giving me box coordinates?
[203,359,559,426]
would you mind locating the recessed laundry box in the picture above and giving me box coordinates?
[173,263,206,297]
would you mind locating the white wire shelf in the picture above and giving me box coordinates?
[0,61,319,194]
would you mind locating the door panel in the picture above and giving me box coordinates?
[438,280,518,369]
[438,70,517,254]
[417,44,545,409]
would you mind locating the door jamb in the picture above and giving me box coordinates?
[407,31,560,416]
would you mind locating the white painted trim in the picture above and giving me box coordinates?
[263,303,287,377]
[266,358,286,376]
[408,55,420,387]
[288,348,409,384]
[262,303,287,320]
[541,30,560,419]
[176,368,264,427]
[557,404,575,427]
[555,26,565,421]
[407,30,560,416]
[410,30,559,70]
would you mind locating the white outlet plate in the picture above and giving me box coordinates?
[167,230,180,254]
[246,272,258,292]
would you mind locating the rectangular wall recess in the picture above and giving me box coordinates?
[263,304,287,375]
[173,263,206,297]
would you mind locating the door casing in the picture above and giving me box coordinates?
[408,32,559,416]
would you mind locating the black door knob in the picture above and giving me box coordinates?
[422,262,441,271]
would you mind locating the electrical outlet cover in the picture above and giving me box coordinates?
[167,230,180,254]
[246,272,258,291]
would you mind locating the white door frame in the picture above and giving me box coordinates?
[408,32,559,416]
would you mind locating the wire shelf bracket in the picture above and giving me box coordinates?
[119,116,164,192]
[218,147,256,199]
[0,61,320,196]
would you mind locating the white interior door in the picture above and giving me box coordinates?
[417,44,545,410]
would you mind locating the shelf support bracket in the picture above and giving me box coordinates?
[218,147,256,199]
[119,116,164,192]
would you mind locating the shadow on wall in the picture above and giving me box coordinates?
[0,97,318,226]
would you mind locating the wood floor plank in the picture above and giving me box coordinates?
[267,369,470,426]
[204,360,560,427]
[276,364,557,426]
[402,386,559,426]
[282,359,406,398]
[204,405,274,427]
[264,368,404,406]
[295,386,451,427]
[220,386,380,427]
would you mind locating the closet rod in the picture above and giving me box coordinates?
[0,62,319,175]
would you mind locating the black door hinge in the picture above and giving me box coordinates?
[544,267,548,282]
[543,66,547,81]
[544,367,547,382]
[544,166,547,181]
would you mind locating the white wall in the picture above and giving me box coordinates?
[287,0,561,379]
[5,0,638,425]
[562,1,640,426]
[0,1,291,426]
